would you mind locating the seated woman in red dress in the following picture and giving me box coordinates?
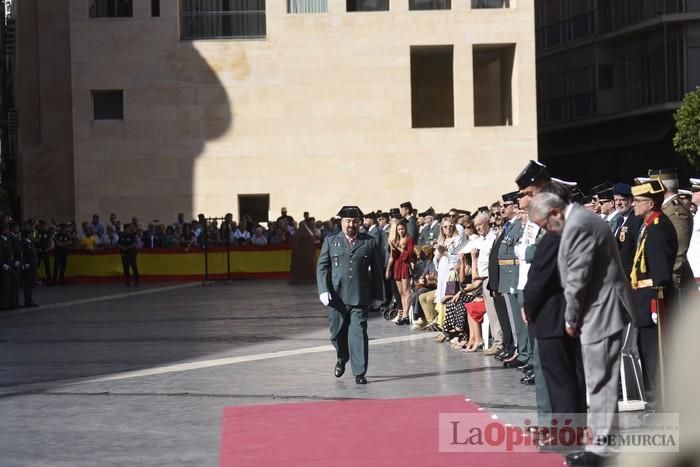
[386,220,415,325]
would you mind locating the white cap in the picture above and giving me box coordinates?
[551,177,578,187]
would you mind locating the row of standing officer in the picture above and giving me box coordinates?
[0,223,38,310]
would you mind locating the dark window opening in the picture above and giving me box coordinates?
[238,194,270,225]
[92,90,124,120]
[472,0,509,8]
[473,44,515,126]
[181,0,266,40]
[151,0,160,17]
[410,45,454,128]
[346,0,389,12]
[410,0,450,10]
[89,0,133,18]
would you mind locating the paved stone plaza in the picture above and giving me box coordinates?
[0,281,538,466]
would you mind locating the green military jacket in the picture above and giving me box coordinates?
[418,222,440,246]
[497,219,523,294]
[317,231,385,308]
[662,196,693,287]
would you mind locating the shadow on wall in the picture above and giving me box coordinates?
[80,11,238,223]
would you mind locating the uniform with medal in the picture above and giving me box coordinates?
[317,206,384,385]
[629,180,677,403]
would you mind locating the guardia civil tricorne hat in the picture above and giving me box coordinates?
[337,206,364,219]
[501,191,520,204]
[591,181,615,201]
[515,160,550,189]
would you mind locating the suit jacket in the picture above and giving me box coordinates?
[406,216,419,243]
[497,219,523,294]
[316,231,384,308]
[523,233,565,338]
[381,225,391,268]
[558,204,634,344]
[616,210,642,277]
[486,229,505,293]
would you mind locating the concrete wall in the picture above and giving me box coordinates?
[63,0,538,222]
[16,0,75,221]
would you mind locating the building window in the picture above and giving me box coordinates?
[410,45,454,128]
[347,0,389,12]
[288,0,327,13]
[238,194,270,225]
[92,90,124,120]
[89,0,133,18]
[472,0,509,8]
[410,0,450,9]
[473,44,515,126]
[151,0,160,17]
[181,0,266,40]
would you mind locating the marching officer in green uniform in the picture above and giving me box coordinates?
[317,206,384,385]
[20,229,39,307]
[118,223,140,287]
[497,191,531,368]
[629,179,677,403]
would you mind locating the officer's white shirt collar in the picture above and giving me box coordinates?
[564,203,574,220]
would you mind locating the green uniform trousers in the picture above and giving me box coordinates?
[328,305,369,377]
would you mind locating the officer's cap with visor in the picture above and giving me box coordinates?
[501,191,520,205]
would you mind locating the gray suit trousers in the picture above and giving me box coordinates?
[581,329,623,455]
[483,278,503,347]
[328,305,369,376]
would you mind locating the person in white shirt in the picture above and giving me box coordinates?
[472,212,503,354]
[688,178,700,287]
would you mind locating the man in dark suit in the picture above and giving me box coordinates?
[524,181,587,450]
[317,206,384,385]
[612,183,642,277]
[530,192,635,466]
[629,179,677,404]
[400,201,419,241]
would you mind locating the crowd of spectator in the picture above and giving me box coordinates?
[15,208,348,252]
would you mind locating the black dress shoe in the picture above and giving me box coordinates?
[520,373,535,384]
[518,363,534,372]
[504,358,528,369]
[355,375,367,384]
[495,350,510,361]
[566,451,604,466]
[334,360,346,378]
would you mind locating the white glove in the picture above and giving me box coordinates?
[14,261,20,267]
[651,312,658,325]
[319,292,330,306]
[23,264,29,270]
[2,264,9,271]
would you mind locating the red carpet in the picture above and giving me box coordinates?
[220,395,565,466]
